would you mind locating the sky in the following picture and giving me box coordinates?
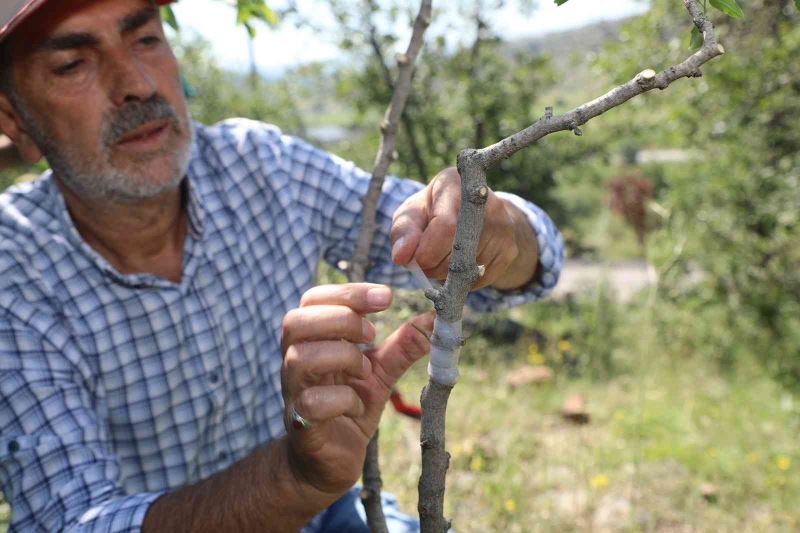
[170,0,649,75]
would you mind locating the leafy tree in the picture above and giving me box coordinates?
[595,0,800,384]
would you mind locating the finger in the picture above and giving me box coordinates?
[291,385,366,426]
[367,312,435,390]
[283,340,372,392]
[282,305,376,351]
[299,283,393,314]
[414,213,456,278]
[414,169,461,276]
[427,168,462,219]
[391,190,427,266]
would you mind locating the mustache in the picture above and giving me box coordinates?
[102,95,180,145]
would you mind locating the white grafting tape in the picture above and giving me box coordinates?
[407,259,436,290]
[428,317,462,386]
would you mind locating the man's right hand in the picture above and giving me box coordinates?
[280,283,433,497]
[144,284,431,533]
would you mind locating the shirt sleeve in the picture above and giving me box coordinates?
[281,134,564,311]
[0,318,164,532]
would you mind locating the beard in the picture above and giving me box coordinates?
[11,92,192,203]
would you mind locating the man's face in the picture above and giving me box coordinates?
[3,0,191,202]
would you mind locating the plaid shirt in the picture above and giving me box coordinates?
[0,119,563,532]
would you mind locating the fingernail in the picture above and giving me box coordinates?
[367,287,391,308]
[362,319,376,340]
[362,356,372,376]
[391,237,406,263]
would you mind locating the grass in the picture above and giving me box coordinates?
[375,294,800,532]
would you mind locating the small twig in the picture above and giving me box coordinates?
[348,1,433,531]
[417,2,725,531]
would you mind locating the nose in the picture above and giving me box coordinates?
[107,50,156,106]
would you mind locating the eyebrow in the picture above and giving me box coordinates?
[119,6,159,34]
[38,7,159,52]
[40,32,99,52]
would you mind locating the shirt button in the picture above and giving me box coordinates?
[208,372,220,385]
[218,451,228,462]
[7,440,20,454]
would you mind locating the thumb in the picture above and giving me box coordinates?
[368,312,435,389]
[391,190,428,266]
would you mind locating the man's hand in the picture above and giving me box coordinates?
[281,283,433,496]
[390,167,539,291]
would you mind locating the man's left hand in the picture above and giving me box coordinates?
[390,167,539,291]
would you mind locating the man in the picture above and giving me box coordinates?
[0,0,563,531]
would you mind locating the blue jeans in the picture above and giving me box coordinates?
[302,487,419,533]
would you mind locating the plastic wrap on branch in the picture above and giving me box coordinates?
[417,1,725,532]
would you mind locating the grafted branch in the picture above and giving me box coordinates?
[347,1,433,531]
[417,2,725,531]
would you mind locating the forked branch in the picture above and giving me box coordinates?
[417,2,724,532]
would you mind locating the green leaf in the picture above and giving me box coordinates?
[160,5,179,31]
[709,0,744,18]
[795,0,799,10]
[554,0,569,5]
[235,0,279,30]
[689,26,704,51]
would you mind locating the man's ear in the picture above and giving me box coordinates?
[0,92,42,163]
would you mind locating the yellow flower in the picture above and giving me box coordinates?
[706,447,718,458]
[557,339,572,352]
[451,442,463,458]
[469,456,485,472]
[746,452,760,464]
[776,455,791,471]
[504,499,517,513]
[613,410,625,422]
[528,352,545,365]
[590,474,609,489]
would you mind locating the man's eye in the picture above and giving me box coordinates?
[138,35,161,46]
[54,60,83,75]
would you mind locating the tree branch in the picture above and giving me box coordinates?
[347,1,433,531]
[364,0,429,180]
[417,2,724,531]
[479,0,724,168]
[350,0,433,281]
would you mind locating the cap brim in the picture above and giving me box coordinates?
[1,0,49,43]
[0,0,175,44]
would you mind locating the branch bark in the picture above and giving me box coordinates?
[417,2,724,531]
[347,1,433,531]
[364,0,429,180]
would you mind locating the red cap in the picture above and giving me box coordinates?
[1,0,175,44]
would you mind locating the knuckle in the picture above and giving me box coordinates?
[296,387,320,415]
[433,214,458,233]
[283,308,300,329]
[505,241,519,264]
[299,285,333,307]
[339,309,364,338]
[283,344,300,366]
